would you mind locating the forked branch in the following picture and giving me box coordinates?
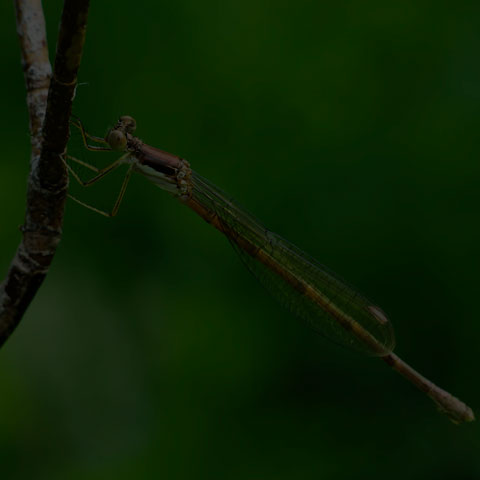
[0,0,90,347]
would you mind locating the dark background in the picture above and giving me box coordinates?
[1,1,479,479]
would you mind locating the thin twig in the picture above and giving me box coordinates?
[0,0,90,347]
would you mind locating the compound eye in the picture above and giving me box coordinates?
[106,129,127,151]
[119,115,137,133]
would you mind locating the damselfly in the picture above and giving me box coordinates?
[64,115,474,424]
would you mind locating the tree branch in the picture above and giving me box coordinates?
[0,0,90,347]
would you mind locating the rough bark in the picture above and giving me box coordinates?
[0,0,90,347]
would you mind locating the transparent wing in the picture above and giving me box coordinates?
[191,172,395,356]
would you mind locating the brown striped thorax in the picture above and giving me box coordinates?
[105,115,192,198]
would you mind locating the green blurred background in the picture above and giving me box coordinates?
[1,1,479,478]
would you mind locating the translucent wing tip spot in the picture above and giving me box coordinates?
[367,305,389,326]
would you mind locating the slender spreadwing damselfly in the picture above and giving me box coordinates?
[63,115,474,424]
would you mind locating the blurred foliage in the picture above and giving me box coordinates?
[1,1,480,479]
